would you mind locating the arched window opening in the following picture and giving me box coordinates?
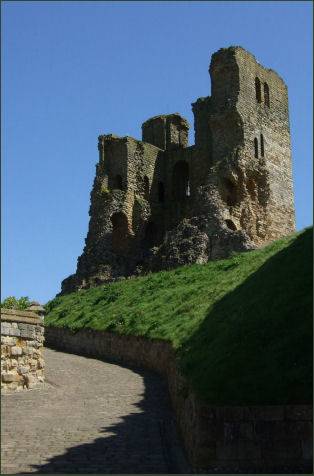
[255,77,262,103]
[172,161,190,200]
[110,212,129,254]
[260,134,264,157]
[158,182,165,203]
[225,219,237,231]
[114,174,123,190]
[254,138,259,159]
[264,83,270,107]
[223,178,238,207]
[144,221,157,248]
[247,178,257,200]
[144,176,150,201]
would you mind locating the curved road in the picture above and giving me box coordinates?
[1,348,190,474]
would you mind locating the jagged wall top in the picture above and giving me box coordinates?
[142,113,189,150]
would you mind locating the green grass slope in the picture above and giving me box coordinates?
[45,227,313,405]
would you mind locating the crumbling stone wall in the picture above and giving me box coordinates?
[1,309,45,392]
[61,46,295,294]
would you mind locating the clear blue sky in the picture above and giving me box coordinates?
[2,1,313,304]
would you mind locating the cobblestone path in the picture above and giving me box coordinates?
[1,347,190,474]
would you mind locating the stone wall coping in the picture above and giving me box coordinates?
[1,308,43,326]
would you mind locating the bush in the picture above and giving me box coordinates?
[1,296,31,310]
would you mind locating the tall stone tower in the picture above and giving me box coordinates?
[61,46,295,294]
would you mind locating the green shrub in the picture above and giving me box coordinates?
[1,296,31,310]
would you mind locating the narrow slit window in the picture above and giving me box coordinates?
[111,212,129,254]
[172,161,189,200]
[144,222,157,248]
[260,134,264,157]
[144,176,150,200]
[254,138,259,159]
[255,77,262,103]
[264,83,270,107]
[158,182,165,203]
[114,174,123,190]
[223,178,237,207]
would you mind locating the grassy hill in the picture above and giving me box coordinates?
[45,227,313,405]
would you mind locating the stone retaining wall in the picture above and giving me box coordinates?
[1,309,45,391]
[45,326,313,473]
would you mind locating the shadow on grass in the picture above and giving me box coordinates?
[179,227,313,405]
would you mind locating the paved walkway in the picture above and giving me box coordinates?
[1,348,190,474]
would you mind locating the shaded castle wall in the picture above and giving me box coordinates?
[192,47,295,245]
[64,136,166,291]
[235,48,295,242]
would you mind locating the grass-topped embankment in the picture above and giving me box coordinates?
[45,227,313,405]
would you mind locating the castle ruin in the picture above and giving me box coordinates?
[61,46,295,294]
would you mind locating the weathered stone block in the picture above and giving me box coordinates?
[224,422,240,442]
[239,422,254,440]
[2,372,22,383]
[252,406,285,421]
[302,439,313,460]
[290,421,313,439]
[29,358,38,369]
[23,374,37,389]
[17,365,30,375]
[219,406,244,421]
[242,407,255,420]
[1,322,11,333]
[27,340,40,348]
[1,345,9,357]
[261,439,302,460]
[10,327,21,337]
[216,442,238,460]
[1,335,17,345]
[19,326,35,339]
[254,420,276,439]
[10,359,18,368]
[193,443,216,467]
[37,358,45,369]
[22,346,33,355]
[197,422,220,445]
[237,440,261,460]
[286,405,313,421]
[11,346,22,356]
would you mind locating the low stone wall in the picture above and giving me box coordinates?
[1,309,45,391]
[45,326,313,473]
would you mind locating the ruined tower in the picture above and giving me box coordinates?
[61,46,295,294]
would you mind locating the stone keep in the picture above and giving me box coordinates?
[61,46,295,294]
